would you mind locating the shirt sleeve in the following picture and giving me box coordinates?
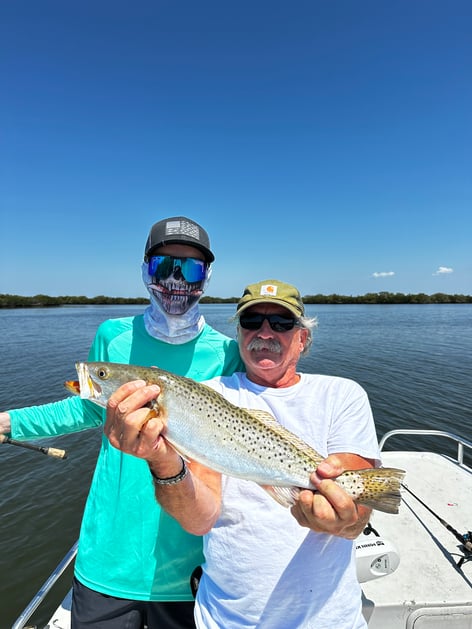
[326,379,382,466]
[10,395,103,440]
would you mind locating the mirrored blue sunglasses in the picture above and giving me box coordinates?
[148,255,208,283]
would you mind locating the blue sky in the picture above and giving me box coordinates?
[1,0,471,298]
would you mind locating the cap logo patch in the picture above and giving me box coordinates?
[165,219,200,239]
[260,284,277,296]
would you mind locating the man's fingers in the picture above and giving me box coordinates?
[292,477,359,534]
[112,384,160,418]
[108,380,147,410]
[105,383,160,441]
[313,479,355,519]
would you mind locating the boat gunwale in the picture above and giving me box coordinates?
[379,429,472,468]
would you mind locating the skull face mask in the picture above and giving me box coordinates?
[145,255,210,315]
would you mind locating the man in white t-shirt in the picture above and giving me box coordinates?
[106,279,381,629]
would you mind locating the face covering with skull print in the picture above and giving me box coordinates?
[143,255,211,315]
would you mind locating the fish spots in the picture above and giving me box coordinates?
[336,471,365,499]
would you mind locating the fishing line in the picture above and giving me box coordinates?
[0,434,67,459]
[402,482,472,566]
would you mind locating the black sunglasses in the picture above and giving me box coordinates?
[239,313,299,332]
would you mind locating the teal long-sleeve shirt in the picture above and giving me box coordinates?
[10,314,243,601]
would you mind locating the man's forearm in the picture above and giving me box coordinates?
[149,459,221,535]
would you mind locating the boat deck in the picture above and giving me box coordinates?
[362,449,472,628]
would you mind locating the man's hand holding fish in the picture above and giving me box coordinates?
[105,380,166,457]
[291,454,373,538]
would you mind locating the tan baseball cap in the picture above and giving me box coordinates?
[237,279,305,318]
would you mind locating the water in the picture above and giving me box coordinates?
[0,304,471,628]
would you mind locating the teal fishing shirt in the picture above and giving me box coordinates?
[10,315,243,601]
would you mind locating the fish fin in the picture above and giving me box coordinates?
[244,408,282,426]
[244,409,324,465]
[261,485,301,508]
[358,495,402,514]
[337,467,405,515]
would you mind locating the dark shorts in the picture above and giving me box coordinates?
[71,577,196,629]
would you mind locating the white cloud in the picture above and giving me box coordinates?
[372,271,395,278]
[433,266,453,276]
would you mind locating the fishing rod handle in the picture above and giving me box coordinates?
[0,434,67,459]
[45,446,68,459]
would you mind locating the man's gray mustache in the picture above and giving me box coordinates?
[247,338,282,353]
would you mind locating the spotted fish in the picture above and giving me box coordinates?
[65,361,404,514]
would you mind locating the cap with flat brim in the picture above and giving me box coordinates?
[237,280,305,318]
[144,216,215,262]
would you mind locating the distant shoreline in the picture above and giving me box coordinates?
[1,292,471,308]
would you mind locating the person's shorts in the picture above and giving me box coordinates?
[71,576,196,629]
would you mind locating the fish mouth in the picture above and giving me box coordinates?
[76,363,103,400]
[64,380,81,395]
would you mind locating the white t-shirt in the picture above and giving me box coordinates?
[195,372,380,629]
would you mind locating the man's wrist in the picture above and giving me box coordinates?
[149,457,189,485]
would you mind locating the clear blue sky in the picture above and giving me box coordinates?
[1,0,471,298]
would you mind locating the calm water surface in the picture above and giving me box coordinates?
[0,304,471,627]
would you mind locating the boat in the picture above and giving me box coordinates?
[12,428,472,628]
[360,429,472,627]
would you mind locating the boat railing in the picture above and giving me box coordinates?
[11,540,78,629]
[379,428,472,467]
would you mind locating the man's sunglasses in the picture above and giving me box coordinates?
[239,313,300,332]
[148,256,208,283]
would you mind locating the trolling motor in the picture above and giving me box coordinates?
[355,522,400,583]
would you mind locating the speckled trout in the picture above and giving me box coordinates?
[65,361,404,514]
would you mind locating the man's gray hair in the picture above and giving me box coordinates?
[299,315,317,355]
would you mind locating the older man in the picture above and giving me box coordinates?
[106,279,381,629]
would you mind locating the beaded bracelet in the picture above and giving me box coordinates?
[150,457,189,485]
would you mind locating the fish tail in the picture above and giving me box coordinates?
[264,467,405,513]
[337,467,405,514]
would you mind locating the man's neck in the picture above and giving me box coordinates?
[246,369,301,389]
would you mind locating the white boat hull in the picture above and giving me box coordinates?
[362,449,472,627]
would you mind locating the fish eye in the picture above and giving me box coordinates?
[97,368,109,380]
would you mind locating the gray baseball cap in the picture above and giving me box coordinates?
[144,216,215,262]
